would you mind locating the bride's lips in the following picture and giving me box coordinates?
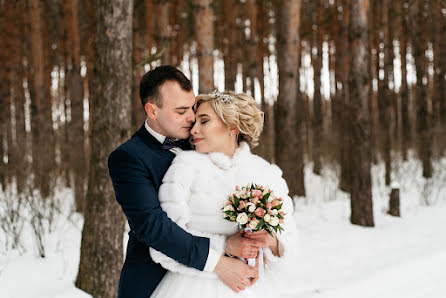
[193,138,204,144]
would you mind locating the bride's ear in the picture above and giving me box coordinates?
[228,124,239,136]
[145,103,158,120]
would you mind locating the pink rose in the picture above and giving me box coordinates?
[238,200,246,210]
[236,186,240,191]
[225,200,232,206]
[279,219,284,224]
[251,197,259,204]
[272,199,280,207]
[279,211,284,216]
[268,211,273,215]
[266,202,272,209]
[252,190,262,197]
[254,207,266,218]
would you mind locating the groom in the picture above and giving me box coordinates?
[108,65,266,298]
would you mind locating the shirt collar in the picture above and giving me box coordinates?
[145,119,166,144]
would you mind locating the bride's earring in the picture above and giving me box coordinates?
[229,132,233,137]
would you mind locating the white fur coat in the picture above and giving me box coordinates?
[149,142,299,278]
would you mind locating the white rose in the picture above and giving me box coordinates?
[246,203,256,213]
[267,192,275,202]
[269,216,279,226]
[249,219,260,230]
[224,205,234,212]
[271,209,278,215]
[264,214,271,223]
[236,212,249,225]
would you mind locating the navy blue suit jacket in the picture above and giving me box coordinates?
[108,125,210,298]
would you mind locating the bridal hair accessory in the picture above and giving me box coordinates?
[211,90,233,103]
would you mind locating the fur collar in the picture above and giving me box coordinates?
[208,142,251,170]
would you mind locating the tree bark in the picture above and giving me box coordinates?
[155,0,172,64]
[75,1,133,296]
[222,0,238,91]
[312,0,323,175]
[382,0,393,186]
[65,0,87,212]
[339,0,351,193]
[400,0,411,160]
[276,0,305,197]
[194,0,214,93]
[29,0,54,198]
[349,0,374,227]
[410,0,432,178]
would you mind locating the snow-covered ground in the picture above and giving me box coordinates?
[1,156,445,298]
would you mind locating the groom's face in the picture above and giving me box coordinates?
[153,81,196,139]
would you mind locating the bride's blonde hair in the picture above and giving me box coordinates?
[194,91,264,148]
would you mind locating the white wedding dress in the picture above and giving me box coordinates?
[150,143,299,298]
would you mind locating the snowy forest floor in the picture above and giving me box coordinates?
[1,154,445,298]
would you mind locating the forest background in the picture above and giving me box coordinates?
[1,0,445,297]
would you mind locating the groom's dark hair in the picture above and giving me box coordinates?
[140,65,193,108]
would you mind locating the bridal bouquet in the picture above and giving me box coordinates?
[222,183,285,236]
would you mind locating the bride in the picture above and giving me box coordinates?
[150,91,299,297]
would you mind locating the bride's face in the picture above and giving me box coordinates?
[191,102,236,155]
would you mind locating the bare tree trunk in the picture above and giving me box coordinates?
[75,0,133,296]
[65,0,86,212]
[145,0,154,56]
[246,0,258,97]
[349,0,374,227]
[432,0,446,127]
[410,0,432,178]
[155,0,171,64]
[312,0,323,175]
[339,0,351,193]
[222,0,237,91]
[132,7,145,130]
[382,0,393,186]
[29,0,54,198]
[194,0,214,93]
[400,0,411,160]
[276,0,305,197]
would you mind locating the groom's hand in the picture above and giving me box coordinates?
[214,256,259,293]
[226,231,267,259]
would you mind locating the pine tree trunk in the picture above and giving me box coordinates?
[155,0,171,64]
[312,0,323,175]
[411,0,432,178]
[223,0,237,91]
[432,0,446,127]
[339,0,351,193]
[75,1,133,296]
[382,0,393,186]
[29,0,54,198]
[132,8,145,130]
[65,0,86,212]
[276,0,305,197]
[400,0,411,160]
[194,0,214,93]
[349,0,374,227]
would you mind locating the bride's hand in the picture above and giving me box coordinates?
[226,231,267,259]
[244,230,279,256]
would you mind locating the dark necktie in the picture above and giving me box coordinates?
[162,137,189,150]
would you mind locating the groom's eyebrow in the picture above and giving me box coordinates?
[174,106,191,110]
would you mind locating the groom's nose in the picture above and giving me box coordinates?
[186,109,195,123]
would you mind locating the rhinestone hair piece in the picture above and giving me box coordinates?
[211,90,233,103]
